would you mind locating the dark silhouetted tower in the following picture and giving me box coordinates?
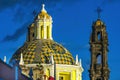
[89,8,110,80]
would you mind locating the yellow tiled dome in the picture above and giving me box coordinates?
[10,40,75,65]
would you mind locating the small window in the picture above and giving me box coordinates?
[97,32,101,41]
[47,26,49,38]
[97,54,102,64]
[32,33,34,37]
[41,26,44,39]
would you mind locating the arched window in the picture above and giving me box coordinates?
[47,26,49,39]
[97,32,101,41]
[97,54,102,64]
[32,33,34,37]
[41,26,44,39]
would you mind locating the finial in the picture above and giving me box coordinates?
[41,4,47,12]
[76,54,78,65]
[4,56,6,63]
[79,59,82,66]
[79,59,84,72]
[96,7,102,19]
[50,53,54,64]
[19,53,24,65]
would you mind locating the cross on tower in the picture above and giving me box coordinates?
[96,7,102,19]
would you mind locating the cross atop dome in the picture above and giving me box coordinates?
[41,4,47,13]
[96,7,102,19]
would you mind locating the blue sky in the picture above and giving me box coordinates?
[0,0,120,80]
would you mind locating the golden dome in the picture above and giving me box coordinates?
[37,11,51,19]
[95,19,103,26]
[10,40,75,65]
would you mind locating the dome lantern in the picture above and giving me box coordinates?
[33,4,53,40]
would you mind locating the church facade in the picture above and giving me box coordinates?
[10,4,84,80]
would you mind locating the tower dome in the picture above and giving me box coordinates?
[94,19,104,26]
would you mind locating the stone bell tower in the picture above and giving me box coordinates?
[89,8,110,80]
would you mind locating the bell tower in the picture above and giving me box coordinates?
[89,8,110,80]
